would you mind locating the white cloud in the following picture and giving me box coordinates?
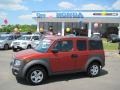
[58,1,75,9]
[0,4,28,11]
[0,12,7,19]
[58,0,120,10]
[18,14,33,20]
[18,14,36,24]
[112,0,120,9]
[81,3,107,10]
[0,0,23,4]
[0,0,28,10]
[33,0,43,2]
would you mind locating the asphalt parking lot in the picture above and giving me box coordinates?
[0,50,120,90]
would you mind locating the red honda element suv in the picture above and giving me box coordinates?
[11,36,105,85]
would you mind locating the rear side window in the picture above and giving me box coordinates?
[8,36,14,40]
[77,40,87,51]
[89,40,103,50]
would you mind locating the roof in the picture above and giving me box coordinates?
[44,35,102,41]
[44,35,88,40]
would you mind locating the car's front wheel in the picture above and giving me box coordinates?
[4,44,9,50]
[87,62,100,77]
[26,67,47,85]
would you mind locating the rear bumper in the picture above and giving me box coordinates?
[10,60,25,78]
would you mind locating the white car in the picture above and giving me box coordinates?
[0,34,16,50]
[11,34,42,51]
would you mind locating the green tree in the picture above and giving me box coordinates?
[0,24,37,32]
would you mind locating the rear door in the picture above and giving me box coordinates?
[75,39,89,70]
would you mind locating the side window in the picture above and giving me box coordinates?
[54,40,73,52]
[8,36,14,40]
[32,36,39,40]
[77,40,87,51]
[89,40,103,50]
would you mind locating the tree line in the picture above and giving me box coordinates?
[0,24,37,32]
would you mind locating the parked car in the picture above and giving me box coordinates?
[10,36,105,85]
[107,34,120,43]
[0,34,16,50]
[11,33,42,51]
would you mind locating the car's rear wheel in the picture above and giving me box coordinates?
[4,44,9,50]
[87,62,100,77]
[26,67,47,85]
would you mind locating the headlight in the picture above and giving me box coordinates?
[14,60,21,66]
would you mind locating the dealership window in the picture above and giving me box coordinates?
[77,40,87,51]
[54,40,73,52]
[89,40,103,50]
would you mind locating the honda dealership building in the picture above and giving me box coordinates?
[32,10,120,37]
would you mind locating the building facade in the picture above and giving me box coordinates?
[32,10,120,37]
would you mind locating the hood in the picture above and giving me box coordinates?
[14,49,47,61]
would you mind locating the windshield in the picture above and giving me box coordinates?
[17,36,31,40]
[0,36,9,40]
[35,39,53,53]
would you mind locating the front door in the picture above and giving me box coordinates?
[50,40,76,73]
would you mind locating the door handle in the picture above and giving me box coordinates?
[71,54,78,58]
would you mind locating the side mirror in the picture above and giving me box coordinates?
[51,48,59,53]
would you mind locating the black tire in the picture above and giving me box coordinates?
[16,77,24,82]
[4,44,9,50]
[13,48,17,52]
[26,67,47,85]
[27,45,31,49]
[87,62,100,77]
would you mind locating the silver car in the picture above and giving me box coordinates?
[0,34,16,50]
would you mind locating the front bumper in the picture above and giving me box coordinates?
[12,45,27,50]
[10,60,25,78]
[12,66,22,77]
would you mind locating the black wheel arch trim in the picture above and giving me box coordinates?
[85,56,104,71]
[21,59,51,78]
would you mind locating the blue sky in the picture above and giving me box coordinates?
[0,0,120,25]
